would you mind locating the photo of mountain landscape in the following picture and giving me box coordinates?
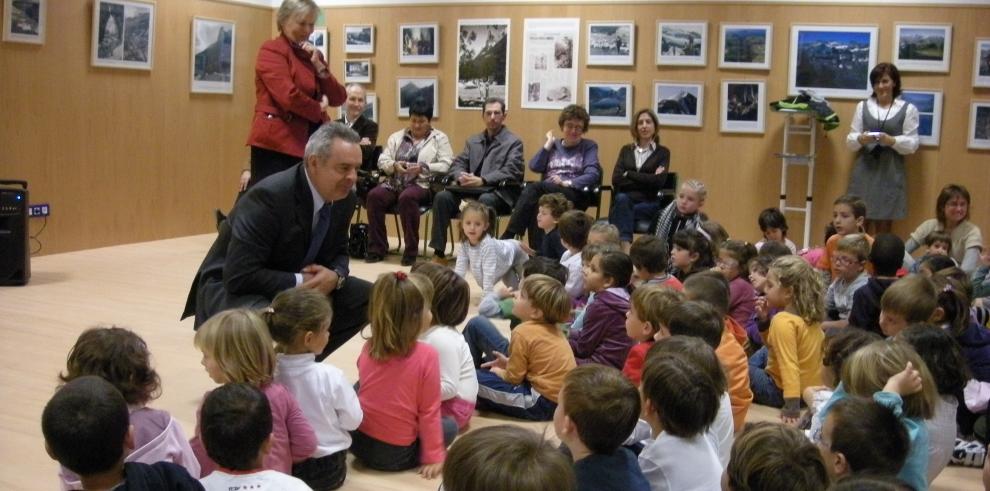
[586,83,630,126]
[894,24,951,73]
[789,25,876,99]
[457,19,509,109]
[654,82,704,127]
[3,0,45,43]
[397,77,437,117]
[92,0,155,70]
[192,17,234,93]
[719,24,772,70]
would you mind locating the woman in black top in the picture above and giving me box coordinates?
[609,108,671,250]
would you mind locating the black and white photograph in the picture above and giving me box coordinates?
[91,0,155,70]
[901,90,942,146]
[653,81,704,127]
[587,22,634,66]
[399,23,438,64]
[719,23,772,70]
[309,28,327,61]
[344,59,371,84]
[657,21,707,66]
[456,19,510,110]
[788,25,877,99]
[969,101,990,150]
[521,17,580,110]
[397,77,438,117]
[585,82,632,126]
[3,0,45,44]
[363,92,378,123]
[190,17,234,94]
[344,24,373,54]
[720,80,766,133]
[975,39,990,88]
[893,24,951,73]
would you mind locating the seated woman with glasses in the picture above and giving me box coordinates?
[499,104,602,250]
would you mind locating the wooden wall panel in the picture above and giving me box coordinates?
[1,2,987,255]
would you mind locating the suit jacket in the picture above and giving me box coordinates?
[448,127,524,206]
[246,35,346,158]
[611,143,671,202]
[182,163,355,325]
[336,114,379,170]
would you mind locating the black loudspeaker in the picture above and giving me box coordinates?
[0,180,30,285]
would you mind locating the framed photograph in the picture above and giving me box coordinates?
[3,0,45,44]
[901,90,943,146]
[653,81,704,127]
[344,59,371,83]
[789,25,877,99]
[975,39,990,88]
[91,0,155,70]
[457,18,510,110]
[969,101,990,150]
[190,17,234,94]
[397,77,438,118]
[521,17,580,110]
[720,80,766,133]
[308,28,327,60]
[656,21,707,66]
[719,23,772,70]
[399,23,438,64]
[344,24,373,54]
[585,82,632,126]
[587,21,634,66]
[893,24,951,73]
[363,92,378,123]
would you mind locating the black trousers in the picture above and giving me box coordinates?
[249,146,301,189]
[428,189,510,255]
[292,450,348,491]
[501,181,589,250]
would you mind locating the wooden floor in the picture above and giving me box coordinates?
[0,234,981,490]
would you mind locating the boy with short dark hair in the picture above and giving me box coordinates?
[756,207,797,254]
[818,195,874,282]
[199,383,310,490]
[820,397,910,482]
[726,422,829,491]
[442,425,576,491]
[42,376,203,490]
[629,235,683,290]
[558,210,593,299]
[823,234,871,330]
[623,285,684,385]
[554,365,649,491]
[537,193,573,261]
[911,231,955,273]
[848,233,905,335]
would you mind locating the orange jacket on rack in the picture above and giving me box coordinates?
[246,35,346,158]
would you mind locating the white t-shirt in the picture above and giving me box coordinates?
[560,249,585,299]
[639,431,722,491]
[420,326,479,403]
[200,469,312,491]
[706,392,734,470]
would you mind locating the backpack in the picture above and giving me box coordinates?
[348,223,369,259]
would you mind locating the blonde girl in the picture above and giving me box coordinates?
[57,327,200,489]
[267,288,363,490]
[191,309,317,477]
[351,271,448,479]
[454,200,529,317]
[748,255,825,424]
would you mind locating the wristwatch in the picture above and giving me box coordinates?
[333,269,346,290]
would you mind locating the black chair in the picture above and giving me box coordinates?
[438,176,520,254]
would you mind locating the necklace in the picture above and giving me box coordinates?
[876,99,894,132]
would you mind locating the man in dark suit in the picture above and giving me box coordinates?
[183,123,371,360]
[335,83,379,171]
[428,97,524,258]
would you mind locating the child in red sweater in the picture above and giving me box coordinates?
[622,284,684,385]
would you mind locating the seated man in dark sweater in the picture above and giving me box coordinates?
[848,233,905,336]
[554,365,649,491]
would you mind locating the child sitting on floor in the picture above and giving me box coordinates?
[568,250,635,369]
[441,425,575,491]
[848,233,905,335]
[558,210,594,300]
[536,193,573,261]
[822,234,871,331]
[726,422,828,491]
[629,235,682,290]
[622,284,684,385]
[755,207,798,254]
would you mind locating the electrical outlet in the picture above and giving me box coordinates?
[28,203,50,217]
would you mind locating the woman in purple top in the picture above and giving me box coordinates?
[500,104,602,249]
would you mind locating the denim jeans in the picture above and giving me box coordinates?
[462,316,511,368]
[608,192,661,242]
[748,346,785,408]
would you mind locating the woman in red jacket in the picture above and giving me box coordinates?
[246,0,346,188]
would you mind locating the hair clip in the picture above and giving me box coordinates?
[263,306,275,314]
[943,284,954,293]
[697,227,712,242]
[395,271,408,281]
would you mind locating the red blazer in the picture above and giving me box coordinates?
[246,35,346,158]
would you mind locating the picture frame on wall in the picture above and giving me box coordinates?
[892,24,951,73]
[3,0,45,44]
[587,21,634,66]
[456,18,510,110]
[720,80,766,134]
[344,59,372,84]
[585,82,632,126]
[191,17,235,94]
[653,81,704,127]
[900,90,943,146]
[309,28,327,60]
[399,23,438,64]
[363,92,378,123]
[397,77,438,118]
[975,39,990,88]
[718,23,772,70]
[344,24,373,54]
[969,101,990,150]
[656,21,707,66]
[788,24,877,99]
[91,0,155,70]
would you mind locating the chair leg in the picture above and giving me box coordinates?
[422,212,430,257]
